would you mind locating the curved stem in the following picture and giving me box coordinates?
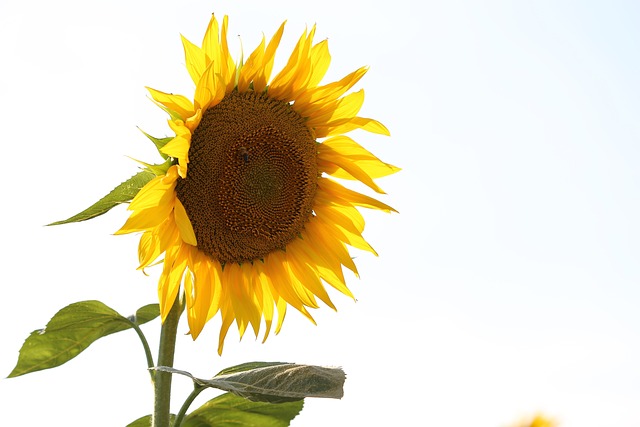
[152,294,184,427]
[129,321,155,376]
[173,385,206,427]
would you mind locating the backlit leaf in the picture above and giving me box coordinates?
[126,414,175,427]
[183,392,303,427]
[131,304,161,325]
[8,301,159,377]
[154,362,346,403]
[47,170,155,225]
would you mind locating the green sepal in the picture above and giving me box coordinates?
[150,100,184,122]
[182,392,303,427]
[138,127,173,160]
[154,362,346,403]
[130,156,173,177]
[126,414,176,427]
[47,170,155,226]
[7,301,159,378]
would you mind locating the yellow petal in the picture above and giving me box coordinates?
[321,201,366,233]
[158,244,189,321]
[268,27,314,101]
[137,231,156,268]
[253,21,286,92]
[328,160,401,181]
[217,299,235,355]
[304,217,359,277]
[184,268,196,311]
[317,150,386,194]
[186,254,217,339]
[162,122,192,178]
[137,219,179,269]
[127,174,175,212]
[200,14,236,92]
[146,87,195,120]
[315,203,369,242]
[205,259,224,323]
[184,108,203,133]
[274,297,288,334]
[194,63,226,113]
[319,135,400,179]
[319,116,390,138]
[256,271,276,343]
[225,263,262,339]
[318,178,397,212]
[287,240,336,310]
[295,66,367,114]
[263,252,317,322]
[237,36,266,93]
[220,16,237,92]
[116,200,174,234]
[289,60,313,100]
[306,89,365,128]
[297,233,354,298]
[160,133,190,165]
[288,27,318,99]
[306,40,331,88]
[316,213,377,255]
[181,34,206,85]
[321,135,379,159]
[173,198,197,246]
[202,14,222,66]
[239,263,263,338]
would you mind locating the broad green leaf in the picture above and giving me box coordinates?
[154,362,346,403]
[47,170,155,225]
[216,361,290,376]
[8,301,160,378]
[126,414,175,427]
[182,392,303,427]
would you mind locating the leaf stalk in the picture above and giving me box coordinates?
[173,385,206,427]
[128,320,155,378]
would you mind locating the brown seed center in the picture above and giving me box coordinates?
[175,91,317,265]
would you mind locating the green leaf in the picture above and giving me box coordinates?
[126,414,176,427]
[8,301,160,378]
[139,128,173,160]
[131,157,173,176]
[154,362,346,403]
[182,392,303,427]
[47,170,155,225]
[130,304,160,325]
[215,361,290,376]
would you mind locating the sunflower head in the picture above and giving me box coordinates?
[116,15,399,354]
[511,414,558,427]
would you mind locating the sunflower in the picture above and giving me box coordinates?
[116,15,399,354]
[511,415,558,427]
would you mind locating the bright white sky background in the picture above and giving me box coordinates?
[1,1,639,426]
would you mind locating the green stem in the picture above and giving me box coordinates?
[129,321,155,376]
[173,385,206,427]
[152,294,184,427]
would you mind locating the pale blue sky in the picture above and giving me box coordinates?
[1,1,639,426]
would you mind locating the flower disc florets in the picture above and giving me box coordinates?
[175,90,318,265]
